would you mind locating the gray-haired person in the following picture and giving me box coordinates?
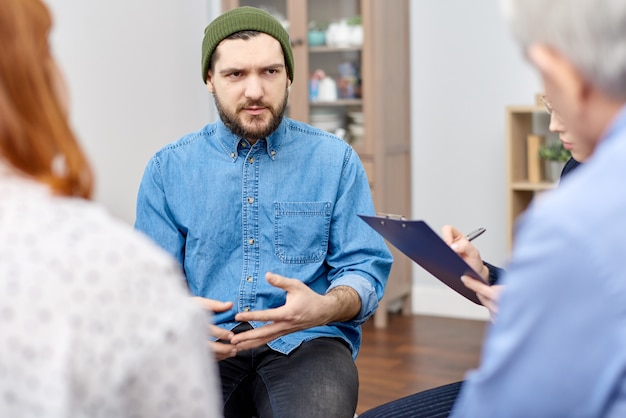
[455,0,626,415]
[361,0,626,416]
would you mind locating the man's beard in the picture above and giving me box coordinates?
[213,89,289,142]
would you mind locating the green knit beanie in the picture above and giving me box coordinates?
[201,6,294,83]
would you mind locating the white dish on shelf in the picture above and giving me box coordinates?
[348,111,365,124]
[348,123,365,137]
[312,120,343,133]
[310,113,342,122]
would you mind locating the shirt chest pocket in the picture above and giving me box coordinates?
[274,201,332,264]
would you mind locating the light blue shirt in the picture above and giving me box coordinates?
[135,117,392,358]
[451,106,626,417]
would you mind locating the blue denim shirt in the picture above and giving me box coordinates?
[134,118,393,358]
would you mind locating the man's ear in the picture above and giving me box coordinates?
[527,44,591,113]
[206,72,215,93]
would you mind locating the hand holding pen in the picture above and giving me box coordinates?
[442,224,490,283]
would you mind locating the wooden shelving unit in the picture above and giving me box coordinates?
[506,98,558,248]
[222,0,412,328]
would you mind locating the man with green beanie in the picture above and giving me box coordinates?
[135,6,392,418]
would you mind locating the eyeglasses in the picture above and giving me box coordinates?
[541,95,553,115]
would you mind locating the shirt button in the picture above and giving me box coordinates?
[243,307,250,312]
[248,238,254,245]
[249,157,255,163]
[270,150,276,157]
[230,152,236,158]
[247,276,253,282]
[247,197,254,204]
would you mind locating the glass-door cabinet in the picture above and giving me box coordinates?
[221,0,412,328]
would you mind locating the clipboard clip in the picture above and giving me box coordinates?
[376,212,406,220]
[375,212,408,228]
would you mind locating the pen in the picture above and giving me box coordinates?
[466,227,486,242]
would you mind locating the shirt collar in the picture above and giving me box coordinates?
[601,104,626,143]
[216,118,286,162]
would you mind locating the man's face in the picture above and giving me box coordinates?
[544,97,587,162]
[529,45,600,162]
[207,33,290,143]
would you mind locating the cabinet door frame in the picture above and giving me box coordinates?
[219,0,412,328]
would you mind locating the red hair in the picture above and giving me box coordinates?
[0,0,93,198]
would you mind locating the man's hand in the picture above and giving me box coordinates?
[191,296,237,360]
[231,272,361,351]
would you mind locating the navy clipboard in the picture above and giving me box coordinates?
[359,214,485,305]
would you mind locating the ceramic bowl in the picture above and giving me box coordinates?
[308,30,326,47]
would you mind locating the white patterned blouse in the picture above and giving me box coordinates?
[0,165,222,418]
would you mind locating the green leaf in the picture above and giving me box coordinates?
[538,141,571,162]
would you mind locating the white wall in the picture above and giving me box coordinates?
[409,0,541,319]
[45,0,540,320]
[46,0,216,224]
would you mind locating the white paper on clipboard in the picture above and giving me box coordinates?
[359,214,485,305]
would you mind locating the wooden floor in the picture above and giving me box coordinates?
[355,313,488,415]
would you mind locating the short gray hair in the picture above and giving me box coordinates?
[501,0,626,100]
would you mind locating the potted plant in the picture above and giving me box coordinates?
[539,141,571,181]
[307,21,327,47]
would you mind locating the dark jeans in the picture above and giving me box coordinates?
[358,381,463,418]
[219,323,358,418]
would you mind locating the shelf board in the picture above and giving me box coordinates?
[511,181,556,191]
[507,105,546,114]
[310,99,363,107]
[309,46,362,53]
